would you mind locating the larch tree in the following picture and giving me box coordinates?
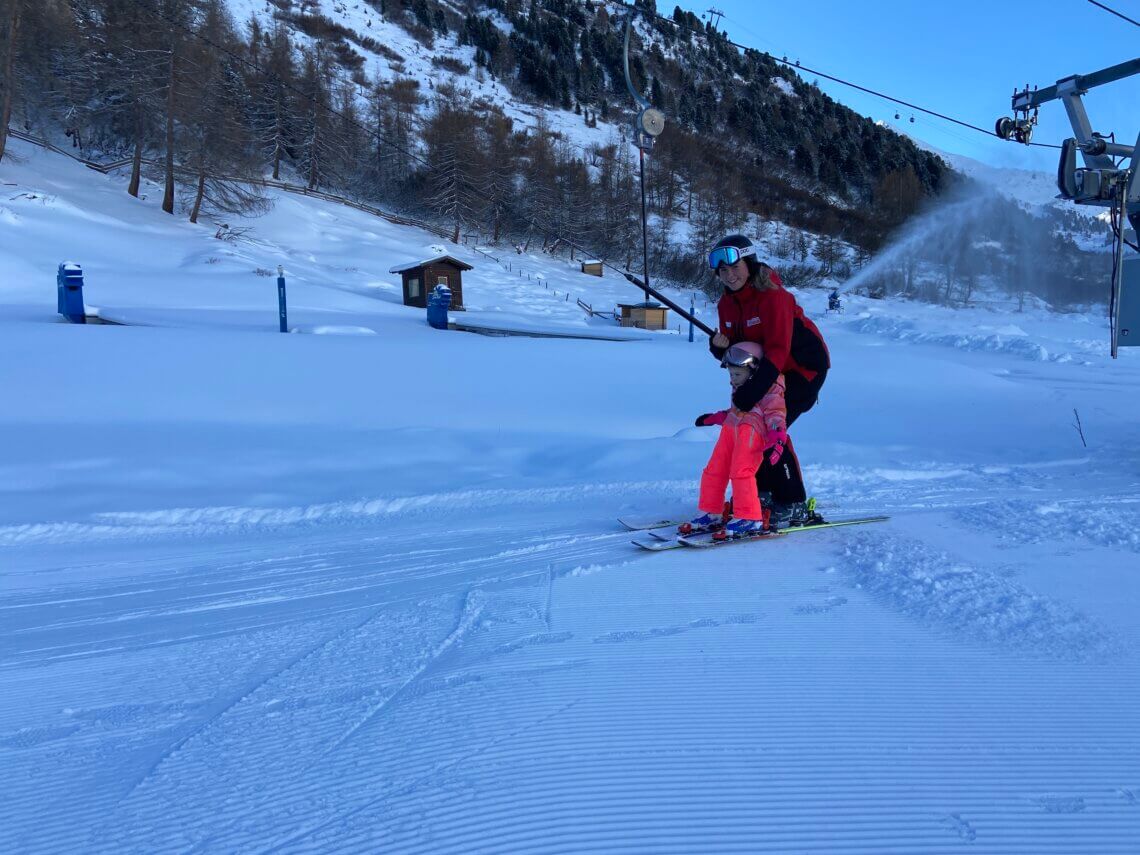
[0,0,19,162]
[249,21,297,182]
[423,101,482,244]
[182,0,264,224]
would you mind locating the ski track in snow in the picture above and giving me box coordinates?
[4,467,1140,853]
[4,379,1140,853]
[5,458,1135,551]
[0,480,695,548]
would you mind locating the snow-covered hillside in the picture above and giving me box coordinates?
[887,119,1111,228]
[225,0,626,162]
[3,138,1140,853]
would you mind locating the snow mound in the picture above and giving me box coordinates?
[839,532,1117,659]
[849,314,1059,361]
[957,500,1140,554]
[306,325,378,336]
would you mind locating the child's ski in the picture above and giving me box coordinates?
[634,516,889,551]
[618,514,693,531]
[678,515,889,548]
[630,533,690,551]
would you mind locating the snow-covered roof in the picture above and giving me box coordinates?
[388,255,474,274]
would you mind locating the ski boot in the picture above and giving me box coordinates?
[678,511,725,536]
[770,497,824,529]
[714,509,772,541]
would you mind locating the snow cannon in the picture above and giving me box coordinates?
[427,284,452,330]
[57,262,86,324]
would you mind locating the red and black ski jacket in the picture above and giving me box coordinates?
[710,275,830,411]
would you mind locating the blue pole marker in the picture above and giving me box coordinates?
[57,262,86,324]
[688,296,695,343]
[277,266,288,332]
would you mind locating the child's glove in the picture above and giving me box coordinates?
[764,428,788,465]
[695,411,728,427]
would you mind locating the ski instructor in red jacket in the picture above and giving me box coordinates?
[699,233,831,526]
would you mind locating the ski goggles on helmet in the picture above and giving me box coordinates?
[721,344,759,369]
[708,244,756,271]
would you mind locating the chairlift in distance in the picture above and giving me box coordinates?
[995,59,1140,357]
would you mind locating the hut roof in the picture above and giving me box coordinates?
[388,255,474,274]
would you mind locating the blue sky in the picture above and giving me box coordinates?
[671,0,1140,172]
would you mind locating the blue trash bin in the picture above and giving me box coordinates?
[57,262,86,324]
[427,284,452,330]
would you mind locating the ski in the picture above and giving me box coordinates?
[679,515,889,548]
[633,515,889,551]
[631,533,688,551]
[631,524,722,549]
[618,514,692,531]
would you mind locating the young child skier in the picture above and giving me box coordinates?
[680,341,790,540]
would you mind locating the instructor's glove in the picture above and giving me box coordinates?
[695,411,728,427]
[708,334,728,362]
[764,428,788,465]
[730,369,766,413]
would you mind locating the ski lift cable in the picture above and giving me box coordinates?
[707,9,1062,149]
[910,113,994,151]
[1087,0,1140,28]
[627,3,1062,149]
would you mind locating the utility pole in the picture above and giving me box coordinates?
[623,14,666,306]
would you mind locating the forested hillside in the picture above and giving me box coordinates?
[0,0,1110,304]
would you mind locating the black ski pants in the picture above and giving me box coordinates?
[756,368,827,505]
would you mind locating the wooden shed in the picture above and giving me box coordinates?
[389,255,472,309]
[580,259,604,277]
[617,301,668,331]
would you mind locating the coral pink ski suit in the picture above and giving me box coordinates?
[698,377,788,521]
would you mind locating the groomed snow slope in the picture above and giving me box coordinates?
[2,140,1140,853]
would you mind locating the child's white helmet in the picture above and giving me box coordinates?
[721,341,763,368]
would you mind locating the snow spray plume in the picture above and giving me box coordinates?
[841,187,978,298]
[840,180,1107,308]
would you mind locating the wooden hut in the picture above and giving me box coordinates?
[617,301,668,331]
[580,259,604,277]
[389,255,472,309]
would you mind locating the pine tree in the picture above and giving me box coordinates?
[423,101,482,243]
[182,0,265,223]
[249,21,297,182]
[376,76,422,195]
[293,43,348,192]
[478,113,516,243]
[0,0,19,162]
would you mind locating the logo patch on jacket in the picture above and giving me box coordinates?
[746,316,761,328]
[724,321,732,328]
